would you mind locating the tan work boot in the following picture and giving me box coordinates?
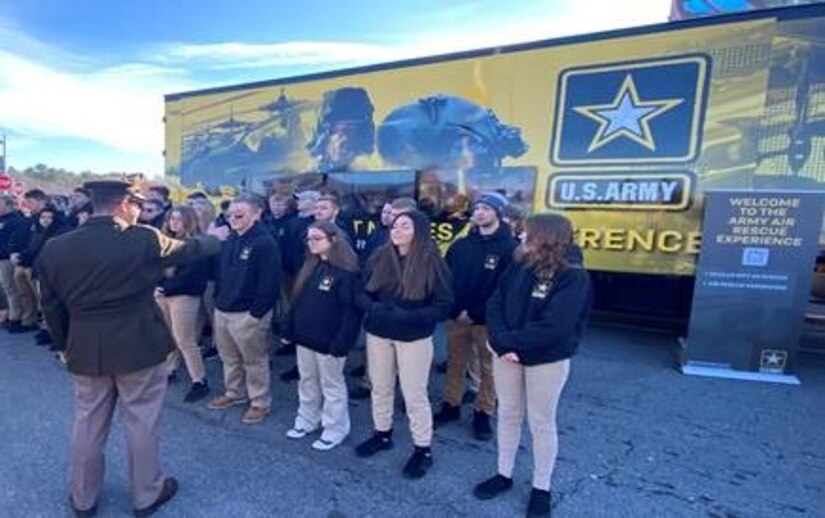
[207,395,248,410]
[241,405,271,424]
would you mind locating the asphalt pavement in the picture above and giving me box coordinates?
[1,324,823,518]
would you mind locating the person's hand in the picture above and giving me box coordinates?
[154,287,165,298]
[280,337,293,346]
[456,311,471,324]
[502,352,520,363]
[207,223,230,241]
[9,253,19,265]
[56,351,67,364]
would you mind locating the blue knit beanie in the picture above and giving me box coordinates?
[472,192,509,218]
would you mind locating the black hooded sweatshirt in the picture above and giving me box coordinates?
[445,222,517,324]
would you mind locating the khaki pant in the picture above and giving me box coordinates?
[494,356,570,491]
[70,363,169,510]
[443,320,495,414]
[0,259,19,320]
[295,345,350,443]
[367,333,434,447]
[156,295,205,382]
[13,265,37,325]
[214,309,273,408]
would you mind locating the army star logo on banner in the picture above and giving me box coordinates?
[550,54,710,166]
[573,74,683,153]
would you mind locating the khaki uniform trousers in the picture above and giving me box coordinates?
[494,356,570,491]
[13,265,38,325]
[294,345,350,443]
[70,363,169,510]
[367,333,434,447]
[443,320,495,414]
[156,294,205,382]
[213,309,273,409]
[0,259,18,319]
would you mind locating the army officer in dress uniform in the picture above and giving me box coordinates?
[35,180,225,517]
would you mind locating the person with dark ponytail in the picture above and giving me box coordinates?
[354,210,453,479]
[282,221,362,451]
[473,213,592,517]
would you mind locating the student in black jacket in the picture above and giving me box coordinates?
[66,187,92,228]
[435,192,517,440]
[473,213,592,517]
[155,205,212,402]
[354,210,453,480]
[281,221,361,451]
[208,194,281,425]
[0,195,26,330]
[8,189,50,333]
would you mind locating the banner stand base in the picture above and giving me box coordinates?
[677,338,801,385]
[679,361,800,385]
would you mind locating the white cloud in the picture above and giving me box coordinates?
[158,41,396,70]
[0,0,670,174]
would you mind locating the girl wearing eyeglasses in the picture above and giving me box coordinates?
[281,221,362,451]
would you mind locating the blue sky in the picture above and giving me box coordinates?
[0,0,671,177]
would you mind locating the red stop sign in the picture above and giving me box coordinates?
[0,174,11,190]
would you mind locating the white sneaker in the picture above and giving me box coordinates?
[311,437,343,451]
[286,426,316,439]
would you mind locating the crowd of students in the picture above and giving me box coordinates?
[1,182,592,517]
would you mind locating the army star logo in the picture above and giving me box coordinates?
[573,74,683,153]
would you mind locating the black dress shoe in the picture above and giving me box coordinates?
[36,331,54,346]
[184,380,210,403]
[8,323,38,334]
[354,430,393,457]
[133,477,178,517]
[68,496,97,517]
[473,474,513,500]
[279,366,299,382]
[433,403,460,426]
[348,386,371,400]
[472,411,493,441]
[527,488,552,517]
[402,446,433,479]
[2,319,20,331]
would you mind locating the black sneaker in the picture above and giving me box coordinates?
[473,411,493,441]
[9,323,38,334]
[527,488,552,517]
[35,330,54,346]
[473,474,513,500]
[355,431,393,457]
[1,319,19,330]
[184,380,210,403]
[349,386,371,400]
[280,366,299,382]
[402,446,433,479]
[433,403,460,426]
